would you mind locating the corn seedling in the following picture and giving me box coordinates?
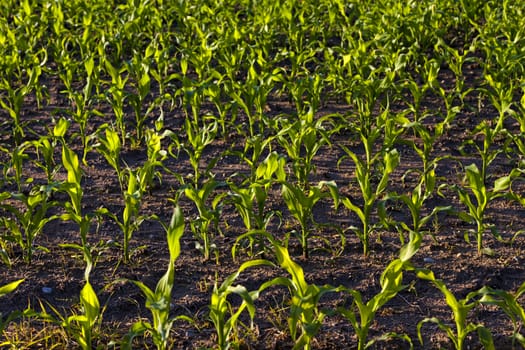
[34,255,101,350]
[481,74,516,132]
[61,262,101,350]
[434,37,477,104]
[95,125,124,190]
[385,166,451,244]
[281,180,339,260]
[58,144,97,269]
[236,231,339,350]
[477,281,525,348]
[339,105,403,256]
[209,259,274,350]
[125,52,153,148]
[204,80,237,138]
[62,56,99,164]
[340,145,400,256]
[0,142,30,192]
[183,179,226,262]
[454,162,511,255]
[96,168,147,264]
[140,128,170,194]
[267,234,338,350]
[416,269,494,350]
[228,151,286,256]
[0,184,59,264]
[0,68,39,145]
[41,142,101,350]
[28,137,59,185]
[337,236,420,350]
[231,133,276,185]
[276,110,335,190]
[401,106,454,197]
[123,206,192,350]
[27,118,70,185]
[104,59,128,147]
[227,63,278,137]
[180,116,218,184]
[97,128,169,262]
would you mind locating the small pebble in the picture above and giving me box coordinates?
[42,287,53,294]
[423,257,435,263]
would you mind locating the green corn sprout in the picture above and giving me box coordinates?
[126,52,153,148]
[29,137,59,184]
[62,262,100,350]
[276,110,335,190]
[96,168,147,264]
[227,182,277,256]
[434,37,477,104]
[63,56,99,165]
[38,247,101,350]
[460,120,507,190]
[0,73,35,145]
[60,145,83,218]
[401,110,454,200]
[123,206,192,350]
[416,269,494,350]
[477,281,525,348]
[95,125,123,190]
[455,163,511,255]
[263,233,338,350]
[58,144,96,269]
[104,59,129,146]
[140,128,170,194]
[385,166,451,244]
[54,143,101,350]
[209,259,274,350]
[0,142,30,192]
[180,116,218,184]
[228,151,286,256]
[339,106,402,256]
[340,146,400,256]
[25,118,69,185]
[338,260,412,350]
[281,180,339,259]
[97,128,168,262]
[232,133,276,185]
[226,64,277,137]
[26,118,70,184]
[235,231,339,350]
[0,184,59,264]
[337,236,420,350]
[183,179,226,261]
[203,80,237,138]
[146,35,180,100]
[482,75,516,132]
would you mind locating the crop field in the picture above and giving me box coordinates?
[1,0,525,349]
